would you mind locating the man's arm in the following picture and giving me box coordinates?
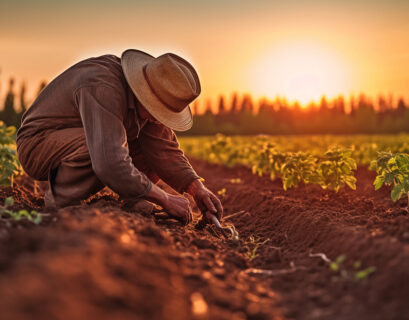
[138,122,201,193]
[76,85,152,198]
[76,85,192,224]
[138,123,223,219]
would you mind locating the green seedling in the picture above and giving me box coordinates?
[244,235,270,261]
[330,254,346,272]
[355,266,376,280]
[318,148,357,192]
[0,197,42,224]
[310,252,376,281]
[372,152,409,206]
[330,255,376,281]
[0,123,21,186]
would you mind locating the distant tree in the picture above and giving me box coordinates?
[352,94,377,133]
[217,95,226,115]
[349,94,356,114]
[258,98,271,114]
[0,67,2,104]
[306,101,317,110]
[396,98,406,115]
[240,94,254,113]
[20,82,27,113]
[332,96,346,114]
[1,78,18,126]
[230,92,239,114]
[387,93,394,111]
[319,96,329,111]
[274,96,290,111]
[204,99,213,115]
[377,95,388,113]
[293,101,302,111]
[357,93,371,109]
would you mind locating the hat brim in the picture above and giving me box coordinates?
[121,49,193,132]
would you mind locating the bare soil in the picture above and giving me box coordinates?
[0,159,408,320]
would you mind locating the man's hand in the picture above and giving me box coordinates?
[186,179,223,220]
[162,193,192,225]
[144,184,192,225]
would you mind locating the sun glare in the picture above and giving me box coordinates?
[247,42,353,105]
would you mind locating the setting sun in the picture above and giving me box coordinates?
[247,42,354,105]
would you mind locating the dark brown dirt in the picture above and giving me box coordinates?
[0,159,408,320]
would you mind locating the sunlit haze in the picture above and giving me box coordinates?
[1,0,408,111]
[248,42,353,105]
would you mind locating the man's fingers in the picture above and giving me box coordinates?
[203,195,217,214]
[188,207,192,224]
[166,197,192,226]
[211,193,223,220]
[196,200,207,214]
[179,209,191,226]
[185,202,192,224]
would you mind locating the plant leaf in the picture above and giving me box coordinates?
[373,175,385,190]
[4,196,14,206]
[355,266,376,280]
[391,184,403,202]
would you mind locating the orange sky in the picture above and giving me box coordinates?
[1,0,408,110]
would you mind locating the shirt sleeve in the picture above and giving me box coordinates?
[138,122,201,193]
[75,85,152,198]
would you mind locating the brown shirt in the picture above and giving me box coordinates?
[17,54,200,197]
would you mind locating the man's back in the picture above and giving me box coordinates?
[17,55,128,141]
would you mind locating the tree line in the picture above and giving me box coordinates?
[185,93,409,135]
[0,75,408,135]
[0,76,47,128]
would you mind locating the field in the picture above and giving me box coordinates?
[0,133,409,320]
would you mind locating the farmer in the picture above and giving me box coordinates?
[16,49,223,225]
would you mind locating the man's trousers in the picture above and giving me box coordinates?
[17,128,159,208]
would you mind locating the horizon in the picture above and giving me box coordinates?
[0,74,406,115]
[1,0,409,111]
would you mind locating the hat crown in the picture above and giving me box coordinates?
[144,53,201,112]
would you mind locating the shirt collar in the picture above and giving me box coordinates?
[126,83,158,131]
[126,84,137,110]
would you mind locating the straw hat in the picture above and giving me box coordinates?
[121,49,201,131]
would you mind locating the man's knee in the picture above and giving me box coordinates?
[46,162,104,208]
[17,128,89,181]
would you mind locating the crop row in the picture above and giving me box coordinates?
[180,134,409,204]
[181,134,409,165]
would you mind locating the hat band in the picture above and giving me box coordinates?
[143,65,190,113]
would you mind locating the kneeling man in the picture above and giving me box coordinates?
[17,49,222,225]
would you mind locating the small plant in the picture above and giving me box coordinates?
[330,255,376,280]
[354,266,376,280]
[281,152,318,190]
[0,197,42,224]
[310,252,376,281]
[0,122,20,186]
[243,235,270,261]
[318,148,357,192]
[372,152,409,205]
[329,254,346,272]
